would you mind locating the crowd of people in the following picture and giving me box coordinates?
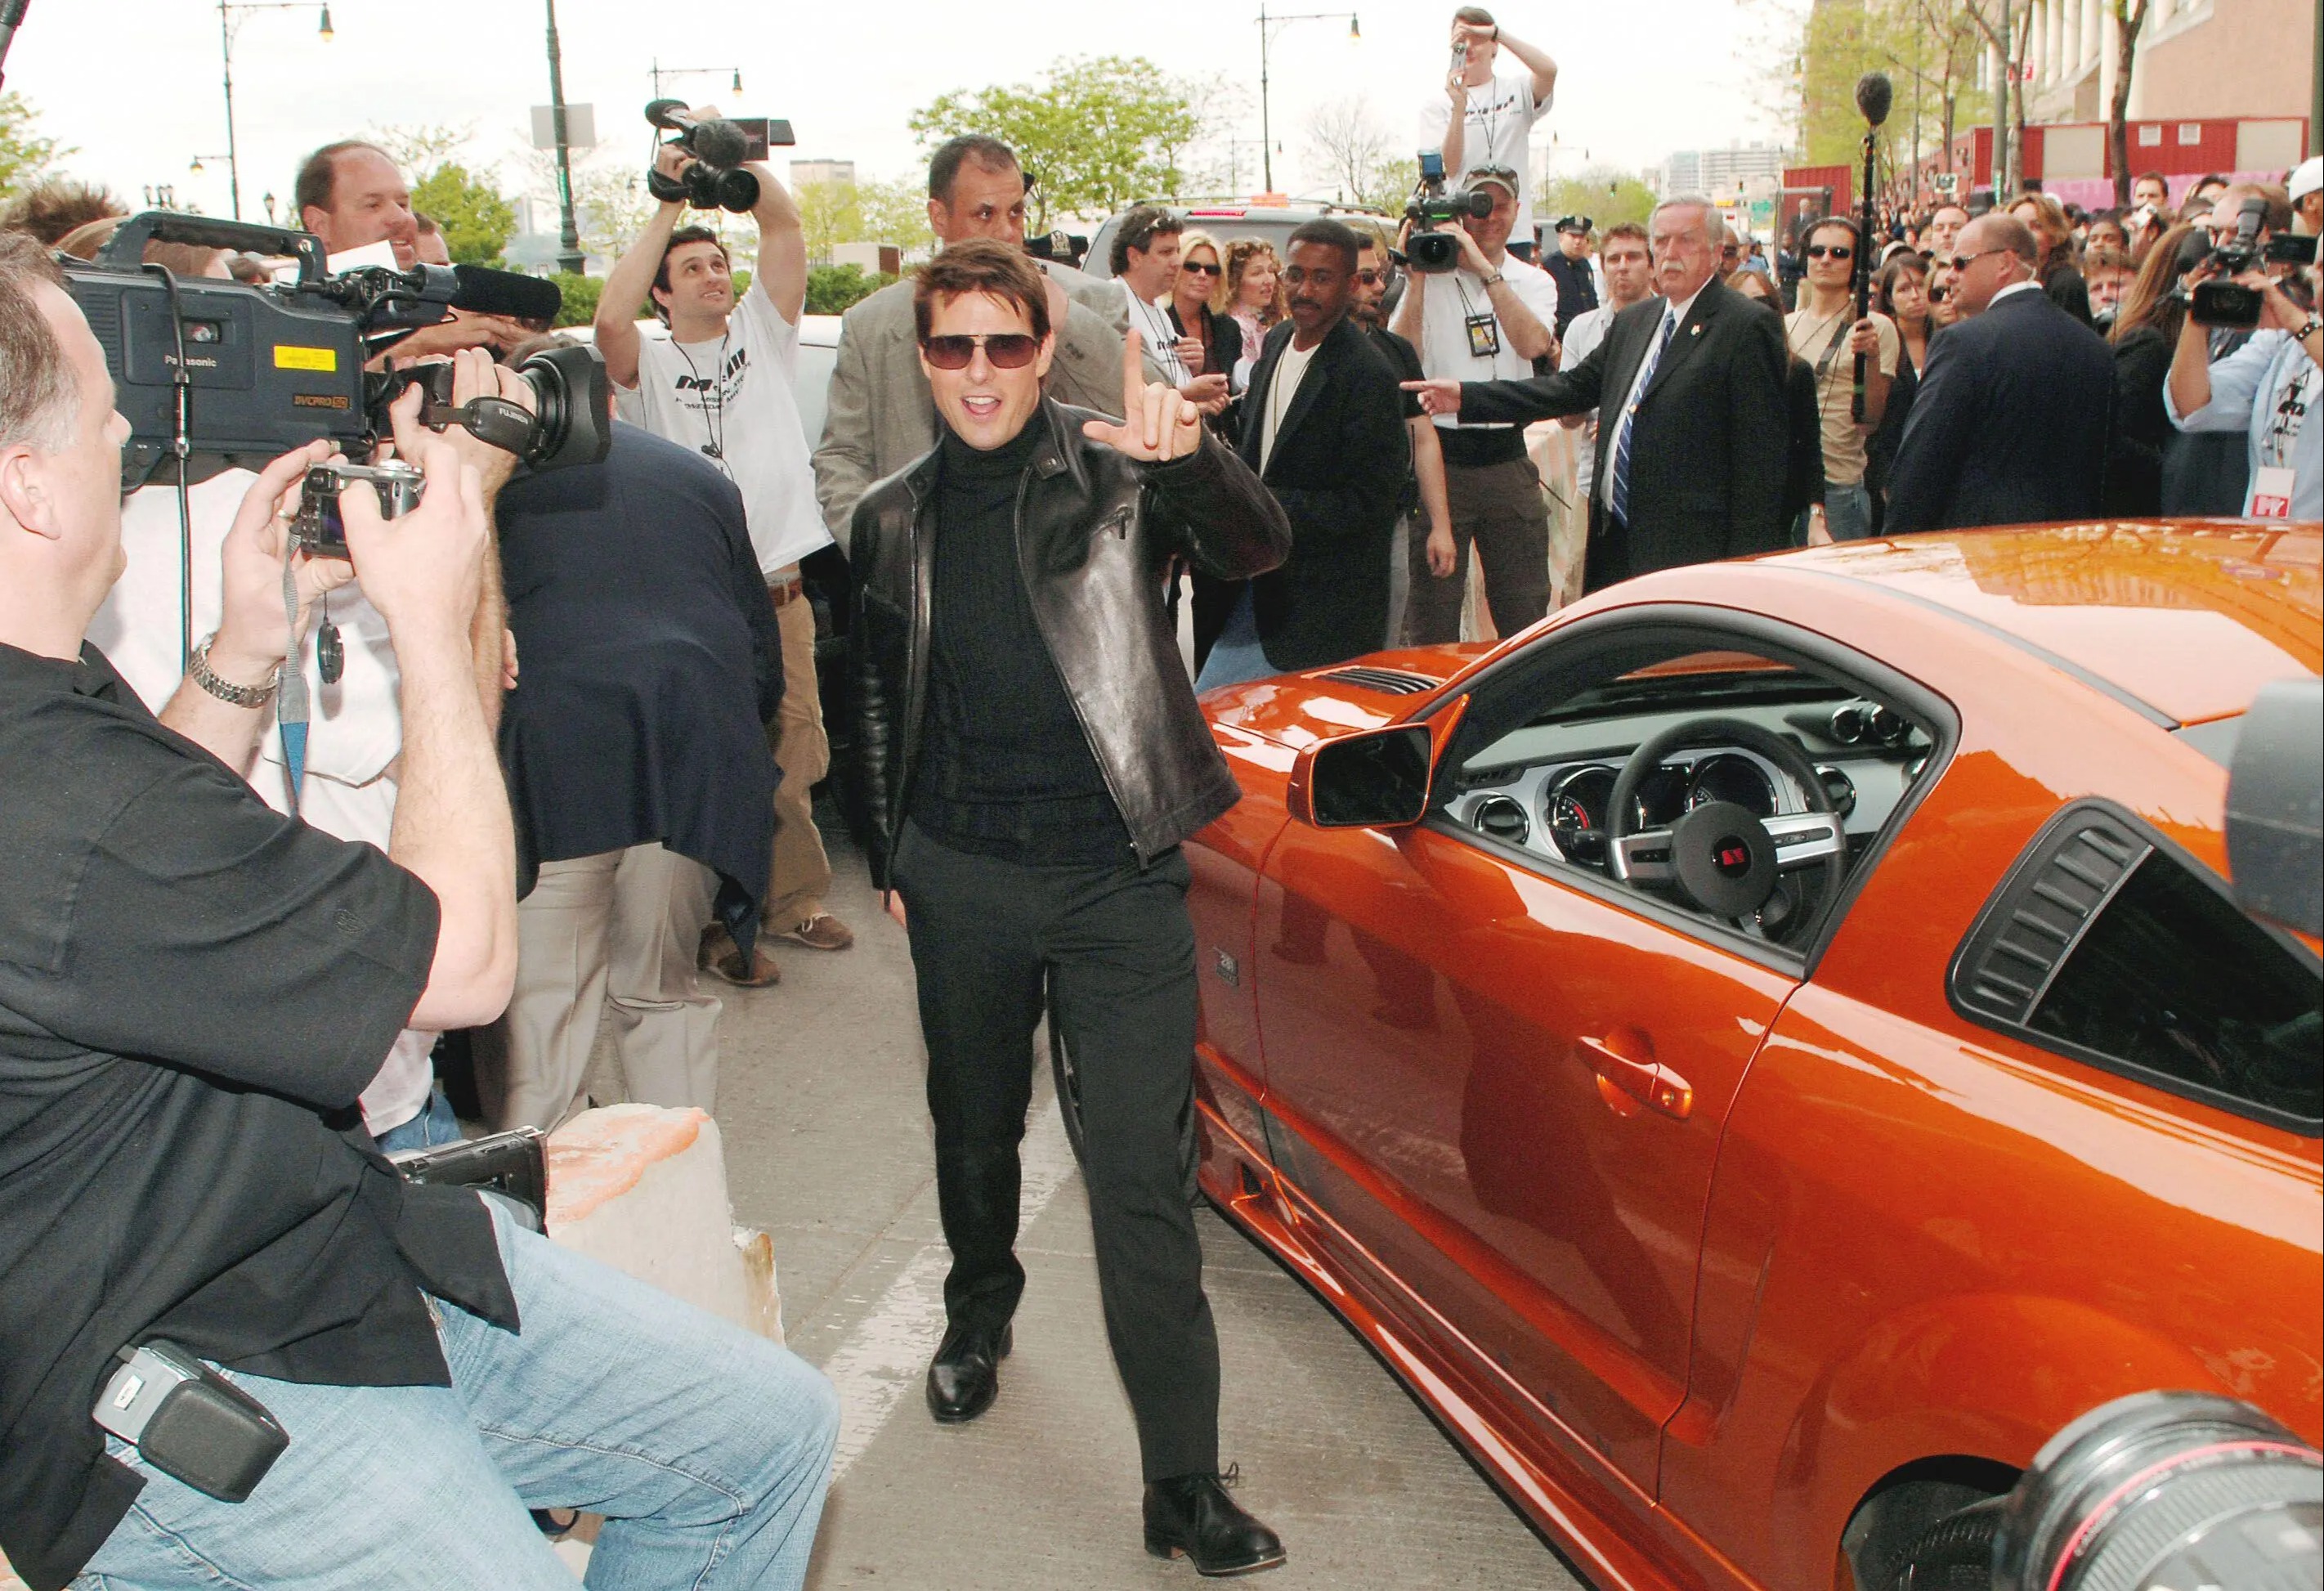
[0,3,2318,1588]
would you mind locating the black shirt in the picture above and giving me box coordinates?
[497,424,781,937]
[911,422,1133,867]
[0,643,513,1591]
[1542,250,1600,337]
[1363,323,1426,514]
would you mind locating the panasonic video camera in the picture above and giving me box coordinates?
[1403,150,1496,275]
[60,212,612,495]
[644,101,795,213]
[2182,196,2317,329]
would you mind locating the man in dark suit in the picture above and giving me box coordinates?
[1194,218,1409,689]
[1885,213,2115,532]
[1405,195,1789,593]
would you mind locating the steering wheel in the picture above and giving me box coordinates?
[1606,715,1849,942]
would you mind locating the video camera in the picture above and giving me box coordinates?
[1403,150,1494,275]
[645,100,794,213]
[60,212,612,495]
[2181,197,2317,329]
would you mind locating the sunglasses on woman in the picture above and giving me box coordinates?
[1180,260,1222,276]
[1806,243,1853,260]
[920,333,1041,370]
[1927,284,1951,301]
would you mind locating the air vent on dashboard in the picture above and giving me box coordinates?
[1950,809,2151,1026]
[1314,666,1441,696]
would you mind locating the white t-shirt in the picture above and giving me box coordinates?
[616,280,832,576]
[1260,337,1321,473]
[1419,72,1550,239]
[1415,253,1560,431]
[1559,303,1615,497]
[1125,284,1189,387]
[86,475,436,1136]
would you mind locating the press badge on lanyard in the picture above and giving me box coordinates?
[1465,313,1502,360]
[2250,467,2295,519]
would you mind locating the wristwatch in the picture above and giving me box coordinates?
[190,634,280,709]
[1480,271,1507,289]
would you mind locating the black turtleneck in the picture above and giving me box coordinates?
[910,418,1134,867]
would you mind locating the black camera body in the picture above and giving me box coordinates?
[1404,150,1495,275]
[2187,196,2280,329]
[645,101,795,213]
[60,213,610,491]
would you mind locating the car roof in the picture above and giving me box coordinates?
[1758,523,2322,725]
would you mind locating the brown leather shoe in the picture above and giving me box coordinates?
[774,912,855,952]
[698,925,781,988]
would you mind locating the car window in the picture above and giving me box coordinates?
[1435,627,1937,955]
[1953,804,2322,1133]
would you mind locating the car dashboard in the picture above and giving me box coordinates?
[1442,697,1933,873]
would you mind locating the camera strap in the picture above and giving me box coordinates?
[277,558,309,809]
[419,397,535,458]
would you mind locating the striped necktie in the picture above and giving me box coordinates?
[1608,306,1679,528]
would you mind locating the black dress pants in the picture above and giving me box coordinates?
[891,819,1221,1481]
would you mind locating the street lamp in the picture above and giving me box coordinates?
[1256,4,1359,193]
[650,61,745,101]
[543,0,586,273]
[215,1,333,222]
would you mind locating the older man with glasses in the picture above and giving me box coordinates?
[1885,213,2116,532]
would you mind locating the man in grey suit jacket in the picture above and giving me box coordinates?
[813,136,1129,543]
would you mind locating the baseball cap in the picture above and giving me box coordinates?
[2290,156,2323,204]
[1555,214,1592,235]
[1463,165,1520,197]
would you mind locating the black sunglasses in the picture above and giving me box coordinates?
[920,333,1040,370]
[1355,268,1389,285]
[1927,284,1951,301]
[1180,260,1222,276]
[1806,243,1854,260]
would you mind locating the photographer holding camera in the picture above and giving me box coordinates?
[2166,197,2322,521]
[595,110,853,987]
[1390,164,1558,643]
[0,232,837,1591]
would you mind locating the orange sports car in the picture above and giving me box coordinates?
[1178,524,2322,1590]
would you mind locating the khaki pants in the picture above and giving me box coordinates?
[1404,456,1552,645]
[763,583,833,930]
[479,841,722,1131]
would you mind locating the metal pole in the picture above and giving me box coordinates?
[1259,4,1274,192]
[545,0,584,272]
[1996,0,2013,196]
[218,1,242,219]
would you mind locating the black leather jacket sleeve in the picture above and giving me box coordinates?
[844,503,902,890]
[1141,428,1292,581]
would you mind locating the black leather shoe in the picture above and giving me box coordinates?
[1143,1469,1287,1576]
[925,1320,1010,1424]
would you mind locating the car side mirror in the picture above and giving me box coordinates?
[1289,724,1436,828]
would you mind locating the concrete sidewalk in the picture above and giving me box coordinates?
[649,822,1587,1589]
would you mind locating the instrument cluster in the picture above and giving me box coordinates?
[1450,748,1797,870]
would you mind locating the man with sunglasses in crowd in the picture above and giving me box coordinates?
[846,240,1292,1576]
[1350,224,1453,638]
[1784,216,1897,542]
[1887,213,2113,532]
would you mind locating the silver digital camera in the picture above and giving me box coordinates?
[290,459,425,558]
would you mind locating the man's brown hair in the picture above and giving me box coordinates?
[1,179,128,247]
[911,239,1050,343]
[1602,220,1648,248]
[0,231,78,453]
[1453,6,1496,25]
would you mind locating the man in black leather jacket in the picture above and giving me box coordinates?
[845,241,1292,1576]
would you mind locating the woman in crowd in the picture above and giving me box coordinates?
[2104,221,2200,515]
[1167,229,1241,436]
[1865,252,1934,531]
[1732,271,1826,540]
[2011,191,2094,325]
[1926,258,1964,329]
[1220,238,1285,393]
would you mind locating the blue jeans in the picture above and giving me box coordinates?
[74,1195,838,1590]
[371,1086,462,1154]
[1822,478,1874,542]
[1193,587,1273,692]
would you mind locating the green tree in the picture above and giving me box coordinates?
[857,176,934,257]
[1540,168,1660,232]
[1361,156,1420,219]
[410,164,517,264]
[909,56,1198,228]
[0,92,67,204]
[795,179,862,264]
[547,271,602,329]
[805,264,895,316]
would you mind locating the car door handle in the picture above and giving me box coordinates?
[1578,1033,1695,1121]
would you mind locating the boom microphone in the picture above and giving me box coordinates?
[449,263,565,324]
[0,0,31,89]
[1854,71,1894,129]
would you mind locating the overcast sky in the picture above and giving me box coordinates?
[7,0,1791,227]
